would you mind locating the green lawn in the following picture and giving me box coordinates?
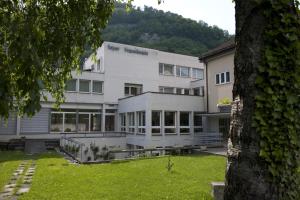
[0,151,27,190]
[1,151,226,200]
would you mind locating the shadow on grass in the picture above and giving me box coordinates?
[0,150,62,163]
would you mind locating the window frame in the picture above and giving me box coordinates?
[128,112,135,133]
[192,68,204,80]
[137,111,146,134]
[151,111,161,136]
[124,83,143,96]
[164,111,177,134]
[159,63,175,76]
[92,80,103,94]
[194,113,203,134]
[216,71,231,85]
[65,79,77,92]
[79,79,91,93]
[176,66,190,78]
[179,112,190,134]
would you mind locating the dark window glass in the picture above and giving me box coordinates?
[226,72,230,82]
[152,111,161,126]
[165,111,175,126]
[180,112,189,126]
[221,73,225,83]
[216,74,220,84]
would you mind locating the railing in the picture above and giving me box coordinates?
[60,136,85,162]
[60,132,127,138]
[194,132,224,146]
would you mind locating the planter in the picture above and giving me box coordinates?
[217,104,232,113]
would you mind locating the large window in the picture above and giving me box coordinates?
[79,80,91,93]
[51,109,101,133]
[65,79,77,92]
[176,66,190,77]
[180,112,190,134]
[159,63,175,76]
[124,83,143,96]
[120,113,126,132]
[128,112,135,133]
[159,86,174,94]
[105,115,115,131]
[194,113,203,133]
[78,114,89,132]
[64,113,76,132]
[137,111,146,134]
[152,111,161,135]
[50,113,63,132]
[164,111,176,134]
[216,72,230,85]
[192,68,204,79]
[219,118,230,140]
[90,114,101,131]
[193,86,205,96]
[92,81,103,94]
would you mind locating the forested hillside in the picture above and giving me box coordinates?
[100,3,231,56]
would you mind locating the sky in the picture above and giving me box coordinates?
[132,0,235,34]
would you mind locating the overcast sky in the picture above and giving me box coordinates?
[132,0,235,34]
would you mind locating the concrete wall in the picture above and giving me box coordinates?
[0,114,17,135]
[206,51,234,113]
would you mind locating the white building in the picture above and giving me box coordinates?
[0,41,232,152]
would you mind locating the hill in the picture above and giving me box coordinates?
[100,3,231,57]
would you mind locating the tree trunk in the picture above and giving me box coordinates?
[224,1,299,200]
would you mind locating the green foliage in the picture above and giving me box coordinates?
[218,97,232,105]
[0,0,116,118]
[99,3,230,57]
[166,156,174,172]
[253,1,300,199]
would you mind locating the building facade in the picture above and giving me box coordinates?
[0,41,234,150]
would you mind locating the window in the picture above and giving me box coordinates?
[64,113,76,132]
[180,112,190,134]
[128,112,135,133]
[78,114,89,132]
[105,115,115,131]
[152,111,161,135]
[216,72,230,85]
[50,113,63,132]
[194,113,203,133]
[159,63,174,76]
[193,86,204,96]
[183,89,190,95]
[176,66,190,77]
[90,113,101,131]
[159,86,174,94]
[137,111,146,134]
[192,68,204,79]
[120,114,126,132]
[92,81,103,94]
[65,79,77,92]
[51,110,101,133]
[124,83,143,96]
[96,60,101,72]
[219,118,230,140]
[164,111,176,134]
[79,80,90,92]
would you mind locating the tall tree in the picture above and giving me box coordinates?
[224,0,300,200]
[0,0,117,118]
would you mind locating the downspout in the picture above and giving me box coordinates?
[205,61,209,113]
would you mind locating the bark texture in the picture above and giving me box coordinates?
[224,1,279,200]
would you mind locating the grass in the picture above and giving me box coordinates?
[0,151,226,200]
[0,151,27,190]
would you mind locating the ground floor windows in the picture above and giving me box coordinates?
[50,113,63,132]
[50,109,102,133]
[137,111,146,134]
[120,114,126,132]
[152,111,161,136]
[219,118,230,140]
[194,113,203,133]
[128,112,135,133]
[105,115,115,131]
[179,112,190,134]
[164,111,176,134]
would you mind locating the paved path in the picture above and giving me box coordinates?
[0,160,36,200]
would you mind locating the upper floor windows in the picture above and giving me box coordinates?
[159,63,175,76]
[176,66,190,77]
[216,71,230,85]
[79,80,91,93]
[125,83,143,96]
[65,79,103,94]
[159,63,203,79]
[65,79,77,92]
[192,68,204,80]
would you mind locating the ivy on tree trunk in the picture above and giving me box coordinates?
[224,0,300,200]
